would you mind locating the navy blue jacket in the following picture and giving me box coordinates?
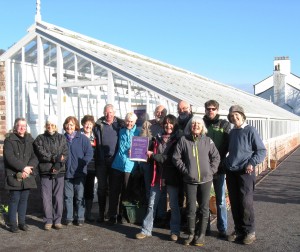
[65,131,93,178]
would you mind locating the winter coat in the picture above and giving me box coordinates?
[203,114,231,173]
[80,129,96,172]
[65,131,93,178]
[172,134,220,184]
[4,133,38,190]
[149,133,181,187]
[33,131,69,177]
[112,124,140,173]
[93,116,125,163]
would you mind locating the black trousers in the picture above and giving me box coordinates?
[185,181,212,220]
[226,170,256,234]
[84,170,96,200]
[108,168,131,217]
[96,157,114,214]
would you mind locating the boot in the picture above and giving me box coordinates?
[184,217,195,246]
[85,199,95,222]
[97,194,106,223]
[206,211,211,235]
[193,215,209,246]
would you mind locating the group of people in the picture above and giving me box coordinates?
[3,100,266,247]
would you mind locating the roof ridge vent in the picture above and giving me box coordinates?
[35,0,42,22]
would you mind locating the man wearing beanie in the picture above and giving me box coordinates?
[224,105,266,245]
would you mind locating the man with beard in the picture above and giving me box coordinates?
[140,105,167,226]
[177,100,193,136]
[176,100,193,226]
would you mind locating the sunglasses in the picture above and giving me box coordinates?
[206,107,217,111]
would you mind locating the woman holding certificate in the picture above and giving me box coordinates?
[107,112,140,225]
[135,114,181,242]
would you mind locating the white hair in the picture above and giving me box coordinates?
[125,112,138,122]
[184,116,208,135]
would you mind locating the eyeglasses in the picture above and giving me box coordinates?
[46,123,56,127]
[206,107,217,111]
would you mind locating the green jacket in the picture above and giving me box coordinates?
[203,115,231,173]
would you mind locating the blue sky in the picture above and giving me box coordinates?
[1,0,299,93]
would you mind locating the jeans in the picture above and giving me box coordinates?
[8,189,30,226]
[64,176,86,221]
[213,174,228,232]
[41,176,64,225]
[226,170,256,234]
[141,184,180,236]
[140,162,167,220]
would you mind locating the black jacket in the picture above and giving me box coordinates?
[173,134,220,184]
[4,133,38,190]
[93,116,125,164]
[150,133,181,187]
[33,131,69,177]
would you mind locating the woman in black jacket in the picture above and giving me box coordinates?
[4,118,38,233]
[33,115,68,231]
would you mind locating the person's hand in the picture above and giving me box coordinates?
[60,155,64,161]
[147,151,153,159]
[245,164,253,174]
[23,166,33,175]
[21,171,29,179]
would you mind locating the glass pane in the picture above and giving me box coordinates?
[42,38,57,67]
[25,39,37,64]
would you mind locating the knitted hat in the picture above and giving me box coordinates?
[227,105,246,123]
[46,114,58,125]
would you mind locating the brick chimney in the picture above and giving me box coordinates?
[273,56,290,106]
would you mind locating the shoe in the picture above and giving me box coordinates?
[44,224,52,231]
[97,216,105,223]
[136,232,150,239]
[18,224,29,231]
[170,234,178,241]
[54,223,63,230]
[228,231,244,242]
[65,220,73,226]
[97,212,105,223]
[107,217,117,226]
[76,220,84,226]
[184,235,194,246]
[243,232,256,245]
[193,235,205,246]
[218,231,227,239]
[117,215,127,224]
[85,215,95,222]
[9,226,20,233]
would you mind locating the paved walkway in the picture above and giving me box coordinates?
[0,147,300,251]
